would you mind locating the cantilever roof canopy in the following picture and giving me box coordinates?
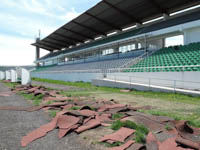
[32,0,200,51]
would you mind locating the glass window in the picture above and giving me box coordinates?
[138,43,142,49]
[131,44,136,50]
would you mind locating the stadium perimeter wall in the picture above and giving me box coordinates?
[105,72,200,90]
[31,71,200,90]
[31,72,102,82]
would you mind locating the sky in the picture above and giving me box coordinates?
[0,0,101,66]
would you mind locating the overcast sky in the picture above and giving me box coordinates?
[0,0,101,66]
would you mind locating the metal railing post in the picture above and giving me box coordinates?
[174,80,176,93]
[149,78,151,91]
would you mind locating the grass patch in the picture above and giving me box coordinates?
[165,124,173,131]
[135,131,146,144]
[140,110,200,128]
[103,141,123,148]
[32,78,93,89]
[45,101,54,105]
[33,99,42,106]
[3,82,19,88]
[48,110,59,118]
[112,113,124,120]
[60,90,91,97]
[32,77,200,105]
[70,106,81,110]
[18,92,44,106]
[32,77,122,93]
[129,90,200,105]
[111,120,149,144]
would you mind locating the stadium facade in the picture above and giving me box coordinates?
[31,0,200,95]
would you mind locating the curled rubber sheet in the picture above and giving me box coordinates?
[1,84,199,149]
[99,127,135,143]
[107,140,135,150]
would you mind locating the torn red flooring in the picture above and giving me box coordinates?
[57,115,80,129]
[175,137,200,150]
[146,132,159,143]
[76,119,101,133]
[21,117,58,147]
[96,114,112,123]
[58,124,79,139]
[99,127,135,143]
[98,104,126,112]
[0,92,11,97]
[146,132,160,150]
[121,115,165,131]
[128,143,145,150]
[78,110,97,117]
[0,106,43,112]
[158,137,193,150]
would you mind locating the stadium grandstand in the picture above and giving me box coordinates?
[31,0,200,95]
[0,66,35,71]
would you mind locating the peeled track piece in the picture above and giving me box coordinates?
[99,127,135,143]
[57,115,80,129]
[21,117,58,147]
[108,140,135,150]
[76,119,101,133]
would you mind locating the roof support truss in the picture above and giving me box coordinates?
[62,27,93,40]
[48,37,74,45]
[148,0,169,15]
[85,12,121,31]
[43,40,68,48]
[34,44,54,51]
[103,0,141,24]
[72,21,106,36]
[54,33,83,43]
[38,42,60,50]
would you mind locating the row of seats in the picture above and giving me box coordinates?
[34,57,135,72]
[128,42,200,72]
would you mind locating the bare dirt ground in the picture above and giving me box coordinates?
[0,82,93,150]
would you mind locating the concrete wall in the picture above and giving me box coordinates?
[184,27,200,45]
[31,72,102,82]
[106,72,200,90]
[32,71,200,90]
[92,79,200,96]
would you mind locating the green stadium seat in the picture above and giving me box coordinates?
[129,42,200,72]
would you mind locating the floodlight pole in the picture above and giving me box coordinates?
[35,30,41,66]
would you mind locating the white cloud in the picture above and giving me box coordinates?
[0,13,55,38]
[0,0,97,66]
[59,8,80,21]
[0,34,48,66]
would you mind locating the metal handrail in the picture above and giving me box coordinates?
[103,74,200,92]
[32,65,200,74]
[104,73,200,84]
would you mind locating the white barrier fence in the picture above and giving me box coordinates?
[104,73,200,92]
[0,71,5,80]
[5,71,11,80]
[11,70,18,83]
[0,68,31,85]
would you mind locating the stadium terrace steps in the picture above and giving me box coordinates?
[128,42,200,72]
[34,57,135,72]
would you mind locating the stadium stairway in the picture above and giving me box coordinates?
[127,42,200,72]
